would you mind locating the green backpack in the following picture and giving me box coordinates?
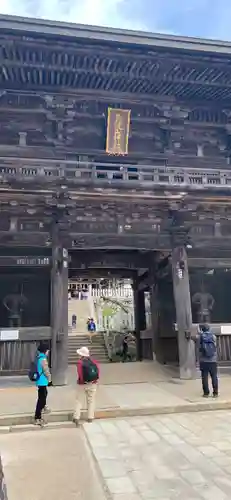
[82,358,99,383]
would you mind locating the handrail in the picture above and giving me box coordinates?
[92,287,133,299]
[102,330,113,360]
[1,158,231,191]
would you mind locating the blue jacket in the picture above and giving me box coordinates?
[36,353,50,387]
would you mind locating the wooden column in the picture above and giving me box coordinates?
[150,282,160,361]
[51,222,68,386]
[133,282,146,361]
[172,246,196,379]
[148,259,160,362]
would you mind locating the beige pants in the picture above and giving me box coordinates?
[74,383,97,421]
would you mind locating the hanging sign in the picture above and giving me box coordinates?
[0,330,19,341]
[0,256,51,267]
[106,108,131,155]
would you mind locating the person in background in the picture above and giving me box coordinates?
[87,317,96,343]
[73,346,99,426]
[34,342,52,426]
[122,335,129,362]
[72,314,77,328]
[81,286,89,300]
[198,323,218,398]
[76,285,81,300]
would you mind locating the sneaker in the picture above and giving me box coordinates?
[73,418,80,427]
[213,393,219,398]
[202,394,210,398]
[34,419,45,427]
[43,406,51,414]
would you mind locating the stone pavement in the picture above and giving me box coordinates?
[1,427,106,500]
[1,362,231,423]
[84,410,231,499]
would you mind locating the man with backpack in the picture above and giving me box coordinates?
[73,346,99,426]
[198,324,218,398]
[30,342,51,426]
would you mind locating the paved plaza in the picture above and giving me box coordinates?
[1,363,231,423]
[3,410,231,498]
[1,427,107,500]
[85,410,231,499]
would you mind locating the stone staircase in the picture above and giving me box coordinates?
[68,332,110,364]
[68,298,93,335]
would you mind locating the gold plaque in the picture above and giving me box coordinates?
[106,108,131,155]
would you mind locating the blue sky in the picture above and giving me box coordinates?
[0,0,230,40]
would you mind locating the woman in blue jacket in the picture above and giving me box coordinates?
[34,342,51,426]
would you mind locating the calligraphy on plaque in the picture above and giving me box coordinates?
[106,108,131,155]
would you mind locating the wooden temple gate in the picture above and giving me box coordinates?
[0,15,231,379]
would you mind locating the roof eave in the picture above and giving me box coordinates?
[1,14,231,56]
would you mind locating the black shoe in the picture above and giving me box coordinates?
[203,394,210,398]
[213,393,219,398]
[87,418,93,423]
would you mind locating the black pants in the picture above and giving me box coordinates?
[35,386,48,420]
[200,361,218,396]
[122,349,129,362]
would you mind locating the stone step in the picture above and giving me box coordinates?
[68,346,106,350]
[68,346,106,351]
[68,342,104,346]
[68,342,105,348]
[68,345,105,351]
[69,354,108,359]
[68,360,109,365]
[68,352,108,356]
[68,361,109,365]
[68,346,107,353]
[74,350,106,354]
[68,338,105,345]
[68,336,104,341]
[68,298,94,336]
[68,332,110,363]
[68,357,109,363]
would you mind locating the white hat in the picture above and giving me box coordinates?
[76,346,90,357]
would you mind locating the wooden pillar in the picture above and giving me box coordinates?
[51,222,68,386]
[150,282,159,361]
[148,258,160,362]
[133,282,146,361]
[171,246,196,379]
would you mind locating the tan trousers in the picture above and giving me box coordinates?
[74,383,97,420]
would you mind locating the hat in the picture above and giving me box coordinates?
[76,346,90,357]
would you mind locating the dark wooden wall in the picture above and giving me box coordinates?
[190,268,231,323]
[0,339,51,375]
[0,269,50,328]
